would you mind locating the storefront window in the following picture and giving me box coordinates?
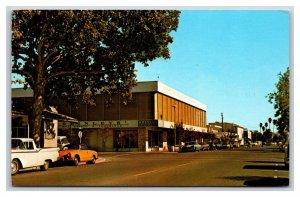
[114,130,138,148]
[12,127,28,138]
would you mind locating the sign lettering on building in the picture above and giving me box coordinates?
[58,119,208,132]
[138,120,158,127]
[59,120,138,129]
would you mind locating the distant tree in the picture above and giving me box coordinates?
[263,129,273,143]
[264,122,268,130]
[12,10,180,147]
[268,67,289,142]
[259,122,263,133]
[257,132,263,141]
[252,130,262,142]
[268,117,272,131]
[272,119,277,132]
[272,133,280,143]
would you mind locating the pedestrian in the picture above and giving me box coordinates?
[116,139,120,152]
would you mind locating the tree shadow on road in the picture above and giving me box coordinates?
[246,160,284,164]
[239,147,281,153]
[223,176,289,187]
[243,164,288,171]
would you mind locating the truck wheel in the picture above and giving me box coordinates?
[40,161,49,171]
[74,155,79,166]
[11,159,20,175]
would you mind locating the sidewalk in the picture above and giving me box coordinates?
[97,151,179,156]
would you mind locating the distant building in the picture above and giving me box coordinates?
[208,122,249,147]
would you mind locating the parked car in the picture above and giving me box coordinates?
[223,143,230,149]
[181,141,201,152]
[59,143,98,166]
[57,136,70,150]
[215,143,223,150]
[209,142,216,150]
[200,144,210,151]
[11,138,59,175]
[215,143,230,149]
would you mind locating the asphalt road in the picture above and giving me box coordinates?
[10,145,289,188]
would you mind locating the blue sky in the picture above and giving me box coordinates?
[135,10,290,131]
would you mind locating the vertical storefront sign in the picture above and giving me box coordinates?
[44,119,58,148]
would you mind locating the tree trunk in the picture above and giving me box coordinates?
[31,80,46,148]
[31,38,46,148]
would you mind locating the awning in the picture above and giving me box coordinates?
[12,111,28,119]
[42,110,78,123]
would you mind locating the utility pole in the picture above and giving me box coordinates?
[221,112,224,132]
[173,105,177,147]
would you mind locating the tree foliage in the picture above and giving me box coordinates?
[268,67,289,138]
[11,10,180,146]
[262,129,272,143]
[12,10,180,104]
[252,130,263,142]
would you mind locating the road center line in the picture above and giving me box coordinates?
[109,153,134,158]
[133,169,160,177]
[132,162,194,177]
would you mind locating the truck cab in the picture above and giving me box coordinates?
[11,138,59,175]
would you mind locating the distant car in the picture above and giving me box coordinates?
[215,143,230,149]
[215,143,223,150]
[209,142,216,150]
[181,141,201,152]
[59,144,98,166]
[200,144,210,151]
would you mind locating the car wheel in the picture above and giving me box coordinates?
[40,161,49,171]
[11,159,20,175]
[90,156,96,164]
[74,155,79,166]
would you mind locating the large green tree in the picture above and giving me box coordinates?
[268,67,289,141]
[12,10,180,147]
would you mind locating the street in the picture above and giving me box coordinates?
[11,145,289,187]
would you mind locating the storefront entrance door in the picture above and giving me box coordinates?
[148,130,162,148]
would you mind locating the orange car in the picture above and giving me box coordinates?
[59,144,98,166]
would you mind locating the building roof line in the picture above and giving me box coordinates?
[133,81,207,111]
[12,81,207,110]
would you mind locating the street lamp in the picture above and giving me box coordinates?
[172,105,177,147]
[78,127,83,144]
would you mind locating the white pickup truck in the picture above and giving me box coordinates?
[11,138,59,175]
